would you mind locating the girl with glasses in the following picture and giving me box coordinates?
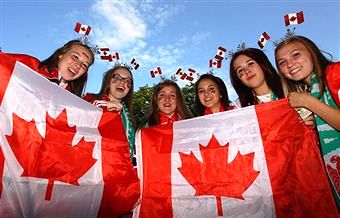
[83,65,136,165]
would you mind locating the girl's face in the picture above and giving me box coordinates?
[233,54,267,91]
[276,41,314,84]
[197,78,221,112]
[58,44,93,82]
[108,68,132,102]
[157,86,177,116]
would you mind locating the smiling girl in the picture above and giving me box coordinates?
[139,80,192,128]
[229,48,285,107]
[83,65,136,164]
[195,73,234,116]
[3,40,94,97]
[275,35,340,207]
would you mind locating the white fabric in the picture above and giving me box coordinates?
[170,108,275,217]
[0,62,103,217]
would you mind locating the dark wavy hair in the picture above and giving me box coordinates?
[39,39,94,97]
[194,74,232,116]
[94,66,136,127]
[139,80,192,128]
[230,48,284,107]
[275,35,333,97]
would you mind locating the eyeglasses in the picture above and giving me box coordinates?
[112,74,132,85]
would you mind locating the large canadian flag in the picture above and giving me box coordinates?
[0,53,140,217]
[134,99,338,217]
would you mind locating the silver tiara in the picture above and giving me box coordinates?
[272,28,296,47]
[227,42,247,59]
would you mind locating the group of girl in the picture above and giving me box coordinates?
[4,34,339,207]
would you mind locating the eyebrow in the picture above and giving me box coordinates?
[114,73,132,79]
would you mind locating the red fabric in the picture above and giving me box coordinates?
[204,104,234,115]
[83,93,110,111]
[326,62,340,107]
[0,52,16,198]
[137,99,338,217]
[97,111,140,217]
[255,98,338,217]
[83,93,140,216]
[1,52,72,92]
[2,52,59,80]
[139,124,173,218]
[159,112,180,125]
[0,53,140,216]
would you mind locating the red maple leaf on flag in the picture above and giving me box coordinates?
[178,135,259,216]
[5,109,97,201]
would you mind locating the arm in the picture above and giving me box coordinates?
[288,92,340,130]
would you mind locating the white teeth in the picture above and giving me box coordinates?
[291,67,300,74]
[68,68,76,75]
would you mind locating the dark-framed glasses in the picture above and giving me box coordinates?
[112,74,132,85]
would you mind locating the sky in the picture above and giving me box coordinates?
[1,0,339,101]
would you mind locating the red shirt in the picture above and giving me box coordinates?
[204,105,234,115]
[159,112,180,125]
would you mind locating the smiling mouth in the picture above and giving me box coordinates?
[246,75,255,80]
[68,68,77,76]
[116,86,125,92]
[290,67,301,74]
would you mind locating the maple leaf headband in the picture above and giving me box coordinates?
[74,22,140,72]
[207,10,305,70]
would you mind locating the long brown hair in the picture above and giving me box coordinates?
[275,35,332,96]
[139,80,192,128]
[230,48,284,107]
[194,74,232,116]
[39,39,94,97]
[95,66,136,127]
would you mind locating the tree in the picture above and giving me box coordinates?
[133,85,154,126]
[182,82,197,116]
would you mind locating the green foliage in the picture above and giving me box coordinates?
[181,82,197,116]
[133,85,154,125]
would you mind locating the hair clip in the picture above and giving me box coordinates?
[227,42,247,59]
[113,61,134,71]
[272,28,296,47]
[74,22,100,55]
[160,74,178,82]
[273,11,304,47]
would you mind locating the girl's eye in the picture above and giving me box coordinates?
[170,94,176,99]
[278,60,286,66]
[292,52,300,59]
[198,90,204,94]
[248,61,254,67]
[72,55,79,60]
[237,70,244,78]
[208,87,216,93]
[82,64,88,69]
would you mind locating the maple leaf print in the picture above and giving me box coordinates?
[327,155,340,195]
[5,109,97,200]
[178,134,259,216]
